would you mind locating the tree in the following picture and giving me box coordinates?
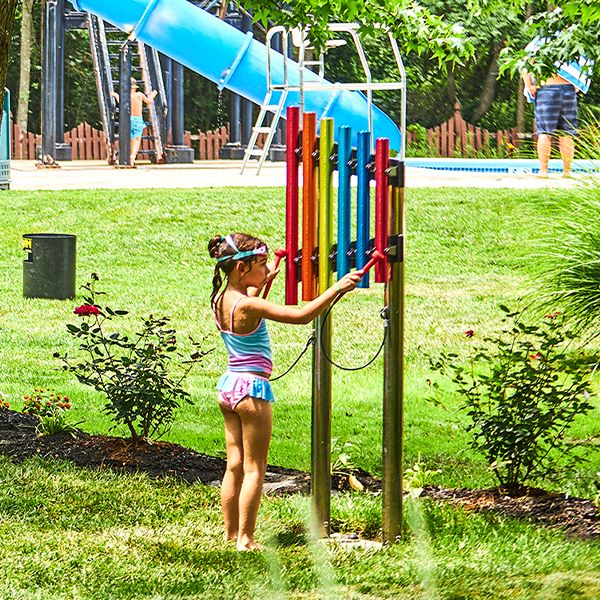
[0,0,20,109]
[467,1,600,79]
[242,0,475,64]
[17,0,36,134]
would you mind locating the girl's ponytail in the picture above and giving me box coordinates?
[208,235,225,307]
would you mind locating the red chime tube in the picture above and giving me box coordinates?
[302,112,318,301]
[374,138,390,283]
[285,106,300,305]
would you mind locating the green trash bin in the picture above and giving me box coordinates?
[0,89,10,190]
[23,234,76,300]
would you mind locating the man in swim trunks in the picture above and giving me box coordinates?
[523,71,578,177]
[129,79,157,166]
[112,78,158,166]
[522,39,592,178]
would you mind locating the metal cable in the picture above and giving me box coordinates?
[319,293,388,371]
[270,330,315,381]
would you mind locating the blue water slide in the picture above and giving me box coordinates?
[71,0,401,150]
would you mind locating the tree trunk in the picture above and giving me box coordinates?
[517,4,534,134]
[0,0,20,110]
[447,63,457,105]
[17,0,35,137]
[472,40,503,122]
[516,79,526,133]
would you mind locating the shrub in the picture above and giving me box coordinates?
[55,274,212,441]
[429,306,596,491]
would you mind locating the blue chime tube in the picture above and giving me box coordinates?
[336,125,352,277]
[356,130,371,288]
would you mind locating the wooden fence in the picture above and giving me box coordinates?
[12,109,524,161]
[405,102,522,158]
[10,119,229,161]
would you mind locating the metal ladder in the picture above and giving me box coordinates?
[87,15,166,164]
[240,27,292,175]
[240,88,288,175]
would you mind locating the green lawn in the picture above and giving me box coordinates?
[0,457,598,599]
[1,185,599,598]
[0,186,598,492]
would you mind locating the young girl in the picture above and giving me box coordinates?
[208,232,361,551]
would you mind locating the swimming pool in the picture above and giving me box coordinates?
[404,158,600,174]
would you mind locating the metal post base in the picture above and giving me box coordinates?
[54,143,72,161]
[164,145,194,163]
[219,143,246,160]
[268,144,287,162]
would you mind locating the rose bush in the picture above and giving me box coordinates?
[55,274,212,441]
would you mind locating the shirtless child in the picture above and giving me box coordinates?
[113,78,158,166]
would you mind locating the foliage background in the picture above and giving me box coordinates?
[6,1,599,136]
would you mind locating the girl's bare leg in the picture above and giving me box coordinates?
[219,404,244,542]
[235,397,272,551]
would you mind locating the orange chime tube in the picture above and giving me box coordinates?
[302,112,318,301]
[285,106,300,304]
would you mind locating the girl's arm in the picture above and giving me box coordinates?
[242,272,361,324]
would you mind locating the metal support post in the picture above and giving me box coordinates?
[241,10,254,147]
[230,93,241,143]
[118,42,132,166]
[312,314,332,538]
[172,61,184,146]
[311,118,335,538]
[41,0,58,163]
[54,0,71,160]
[382,167,406,543]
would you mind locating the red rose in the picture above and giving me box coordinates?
[530,352,542,361]
[74,304,100,316]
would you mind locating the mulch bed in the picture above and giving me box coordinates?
[1,408,597,539]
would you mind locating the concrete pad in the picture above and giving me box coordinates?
[7,159,596,191]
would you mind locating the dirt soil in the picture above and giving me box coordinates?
[1,409,597,539]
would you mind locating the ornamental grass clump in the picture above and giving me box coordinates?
[429,306,596,491]
[55,274,212,441]
[536,107,600,338]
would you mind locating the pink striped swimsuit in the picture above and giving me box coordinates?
[214,295,275,409]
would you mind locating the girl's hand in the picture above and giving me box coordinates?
[264,265,280,287]
[335,272,362,293]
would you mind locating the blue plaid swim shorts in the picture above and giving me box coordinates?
[534,84,578,136]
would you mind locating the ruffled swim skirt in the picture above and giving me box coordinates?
[216,371,275,410]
